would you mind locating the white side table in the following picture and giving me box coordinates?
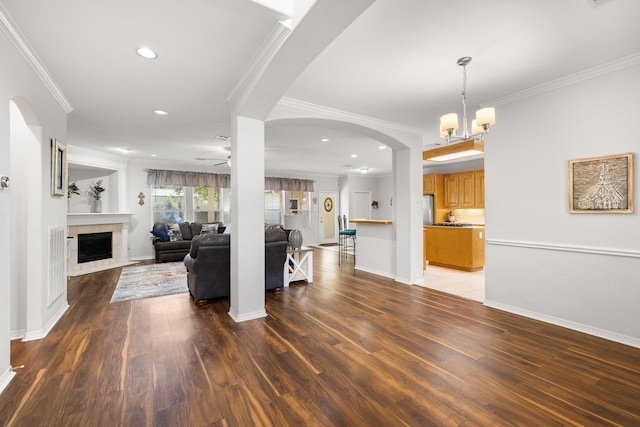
[284,246,314,286]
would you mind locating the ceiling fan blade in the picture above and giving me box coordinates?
[196,156,225,161]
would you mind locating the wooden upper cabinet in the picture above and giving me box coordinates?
[444,174,459,207]
[474,170,485,208]
[443,169,484,208]
[423,174,436,194]
[458,172,476,208]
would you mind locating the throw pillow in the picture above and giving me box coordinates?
[151,227,170,242]
[166,223,183,241]
[200,223,219,235]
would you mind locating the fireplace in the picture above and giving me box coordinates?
[78,232,113,263]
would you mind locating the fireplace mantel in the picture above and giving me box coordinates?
[67,213,135,276]
[68,213,134,226]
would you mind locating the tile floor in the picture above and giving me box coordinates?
[422,263,485,302]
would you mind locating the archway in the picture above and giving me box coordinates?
[265,116,424,285]
[9,98,44,341]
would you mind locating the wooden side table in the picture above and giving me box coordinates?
[283,247,314,286]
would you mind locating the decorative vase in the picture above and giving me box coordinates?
[93,199,102,213]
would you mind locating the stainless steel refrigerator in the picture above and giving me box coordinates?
[423,194,434,225]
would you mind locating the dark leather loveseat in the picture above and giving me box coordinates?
[151,221,224,262]
[182,227,289,304]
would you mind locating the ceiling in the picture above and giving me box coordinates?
[3,0,640,176]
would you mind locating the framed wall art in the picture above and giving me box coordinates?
[568,152,634,213]
[51,138,67,197]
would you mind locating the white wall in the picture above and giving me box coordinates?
[1,26,69,392]
[484,62,640,347]
[372,175,393,220]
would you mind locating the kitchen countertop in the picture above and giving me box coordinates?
[350,219,393,224]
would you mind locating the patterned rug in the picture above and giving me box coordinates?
[110,262,188,303]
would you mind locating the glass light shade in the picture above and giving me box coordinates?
[476,107,495,126]
[471,119,484,135]
[283,214,309,230]
[440,113,458,132]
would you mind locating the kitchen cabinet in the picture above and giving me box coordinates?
[423,174,435,194]
[444,169,483,208]
[474,170,484,207]
[424,226,485,271]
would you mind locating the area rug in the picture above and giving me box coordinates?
[110,262,188,303]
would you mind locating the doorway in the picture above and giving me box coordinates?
[319,191,337,244]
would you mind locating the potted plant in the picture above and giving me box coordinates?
[67,182,80,198]
[89,180,106,213]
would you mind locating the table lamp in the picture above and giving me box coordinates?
[283,214,309,250]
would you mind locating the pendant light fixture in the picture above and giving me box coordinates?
[424,57,496,162]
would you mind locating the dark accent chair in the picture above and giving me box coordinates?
[183,227,289,304]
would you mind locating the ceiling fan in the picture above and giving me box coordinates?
[196,141,231,166]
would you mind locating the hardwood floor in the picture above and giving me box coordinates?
[2,249,640,426]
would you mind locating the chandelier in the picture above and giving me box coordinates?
[425,57,496,162]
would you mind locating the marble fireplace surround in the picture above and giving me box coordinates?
[68,213,134,276]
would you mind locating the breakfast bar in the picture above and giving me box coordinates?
[349,219,395,279]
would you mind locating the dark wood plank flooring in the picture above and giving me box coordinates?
[1,248,640,426]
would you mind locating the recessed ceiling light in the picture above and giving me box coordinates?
[150,153,157,157]
[320,138,330,142]
[360,168,370,174]
[378,145,387,150]
[351,154,358,158]
[117,147,132,153]
[136,47,157,59]
[153,110,168,116]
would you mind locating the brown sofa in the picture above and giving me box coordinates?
[151,222,224,262]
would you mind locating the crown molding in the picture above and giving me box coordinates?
[0,5,73,113]
[227,21,292,106]
[277,97,426,136]
[484,52,640,108]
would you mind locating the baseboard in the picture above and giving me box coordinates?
[10,329,25,341]
[484,300,640,349]
[129,255,154,261]
[228,307,267,323]
[22,302,69,342]
[0,367,16,395]
[354,265,396,281]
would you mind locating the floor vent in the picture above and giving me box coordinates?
[48,226,65,306]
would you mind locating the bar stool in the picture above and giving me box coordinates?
[338,214,356,265]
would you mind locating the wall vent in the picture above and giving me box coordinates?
[48,226,65,306]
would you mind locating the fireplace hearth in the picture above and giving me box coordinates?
[78,232,113,263]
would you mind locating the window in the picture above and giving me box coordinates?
[193,186,224,223]
[264,190,311,225]
[264,190,281,225]
[152,185,230,224]
[152,185,184,223]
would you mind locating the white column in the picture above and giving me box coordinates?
[229,115,267,322]
[393,146,424,285]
